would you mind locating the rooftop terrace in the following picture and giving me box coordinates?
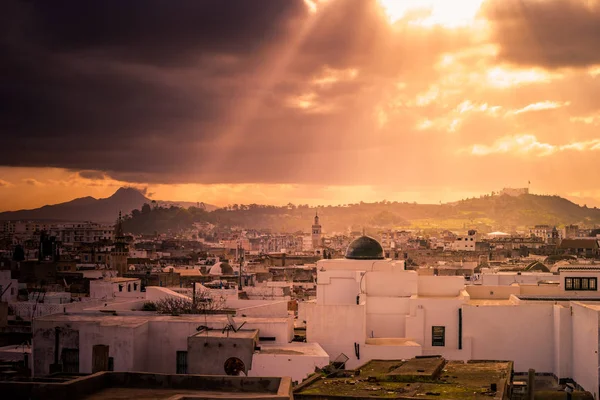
[294,357,512,400]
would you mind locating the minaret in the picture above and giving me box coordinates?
[111,211,129,276]
[312,211,322,249]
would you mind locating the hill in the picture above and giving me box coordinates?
[0,188,216,223]
[120,193,600,235]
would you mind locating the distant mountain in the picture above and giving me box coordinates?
[0,187,217,223]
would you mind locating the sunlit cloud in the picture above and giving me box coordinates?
[379,0,486,28]
[590,66,600,77]
[570,112,600,125]
[469,135,600,157]
[485,67,562,88]
[508,101,570,115]
[286,92,333,114]
[312,66,358,87]
[416,119,434,131]
[414,86,440,107]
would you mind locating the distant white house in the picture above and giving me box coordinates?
[89,277,143,300]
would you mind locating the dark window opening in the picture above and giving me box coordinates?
[176,351,188,374]
[432,326,445,347]
[61,348,79,373]
[108,357,114,371]
[118,284,123,292]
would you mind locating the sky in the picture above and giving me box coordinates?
[1,0,600,211]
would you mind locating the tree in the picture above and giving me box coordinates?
[12,245,25,262]
[149,291,227,314]
[142,203,151,214]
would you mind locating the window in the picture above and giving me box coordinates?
[127,284,131,292]
[432,326,445,347]
[565,278,572,290]
[118,284,123,292]
[108,357,114,371]
[565,277,597,291]
[176,351,188,374]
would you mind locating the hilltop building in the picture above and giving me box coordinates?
[499,187,529,197]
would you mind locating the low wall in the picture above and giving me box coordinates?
[465,285,520,300]
[236,301,289,318]
[0,371,291,400]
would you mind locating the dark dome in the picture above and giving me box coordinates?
[345,236,385,260]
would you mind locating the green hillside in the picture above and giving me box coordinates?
[121,194,600,235]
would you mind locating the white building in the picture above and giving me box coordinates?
[450,230,478,251]
[499,187,529,197]
[89,278,143,300]
[302,235,600,397]
[31,284,328,383]
[530,225,562,244]
[51,222,114,245]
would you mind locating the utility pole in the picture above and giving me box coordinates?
[238,244,244,291]
[192,281,196,310]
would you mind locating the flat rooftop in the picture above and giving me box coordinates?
[0,372,292,400]
[294,357,513,399]
[257,342,328,357]
[100,278,140,283]
[192,328,258,339]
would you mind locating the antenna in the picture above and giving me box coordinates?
[223,315,247,334]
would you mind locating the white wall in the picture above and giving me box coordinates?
[145,286,191,302]
[571,302,599,397]
[249,344,329,383]
[90,280,142,300]
[463,303,555,372]
[417,276,464,297]
[364,271,417,297]
[480,273,555,286]
[407,296,464,353]
[365,297,410,338]
[305,303,365,367]
[236,301,289,318]
[316,269,361,306]
[553,305,572,379]
[79,323,138,373]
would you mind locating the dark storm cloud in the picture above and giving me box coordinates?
[0,0,471,185]
[77,170,107,180]
[27,1,306,66]
[483,0,600,68]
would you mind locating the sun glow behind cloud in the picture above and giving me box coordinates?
[379,0,485,27]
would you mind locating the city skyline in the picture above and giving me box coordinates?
[2,0,600,211]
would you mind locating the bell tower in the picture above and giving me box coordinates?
[312,211,322,249]
[111,211,129,276]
